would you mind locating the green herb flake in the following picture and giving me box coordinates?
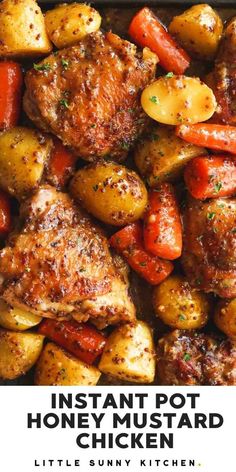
[179,314,186,321]
[90,124,96,128]
[93,184,99,192]
[139,261,147,267]
[120,141,129,151]
[214,182,222,193]
[25,267,31,272]
[183,353,191,362]
[149,96,160,105]
[59,99,69,109]
[232,228,236,233]
[165,72,174,78]
[207,212,216,220]
[150,133,160,141]
[61,59,70,69]
[33,63,51,72]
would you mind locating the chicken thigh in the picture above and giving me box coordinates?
[23,31,157,161]
[0,186,136,325]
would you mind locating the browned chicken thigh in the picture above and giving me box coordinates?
[157,330,236,386]
[0,186,136,326]
[182,196,236,298]
[23,31,157,161]
[212,17,236,124]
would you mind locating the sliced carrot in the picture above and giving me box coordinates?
[38,319,106,365]
[184,155,236,200]
[0,61,22,130]
[47,138,77,187]
[0,190,11,236]
[110,221,173,285]
[144,185,182,260]
[176,124,236,154]
[129,7,190,74]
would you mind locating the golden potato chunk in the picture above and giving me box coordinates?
[0,329,44,379]
[35,342,101,386]
[141,75,216,125]
[169,4,223,60]
[45,3,101,49]
[134,125,206,185]
[0,299,42,331]
[0,127,53,198]
[99,321,155,383]
[153,275,210,329]
[70,161,148,226]
[0,0,52,57]
[215,299,236,339]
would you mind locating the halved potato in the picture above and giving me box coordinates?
[0,329,44,379]
[45,3,101,49]
[0,0,52,57]
[141,75,216,125]
[98,321,155,383]
[134,125,206,185]
[35,342,101,386]
[0,299,42,331]
[0,127,53,198]
[169,4,223,60]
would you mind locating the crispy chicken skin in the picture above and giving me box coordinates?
[182,196,236,298]
[0,186,136,325]
[212,17,236,125]
[23,31,157,161]
[157,330,236,386]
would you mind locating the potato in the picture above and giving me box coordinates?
[45,3,101,49]
[153,275,210,329]
[214,299,236,339]
[0,127,53,198]
[141,75,216,125]
[169,4,223,60]
[35,342,101,386]
[0,299,42,331]
[134,125,206,185]
[70,161,148,226]
[0,329,44,379]
[0,0,52,57]
[98,321,155,383]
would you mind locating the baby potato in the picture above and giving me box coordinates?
[141,75,216,125]
[0,0,52,57]
[214,299,236,339]
[0,127,53,199]
[169,4,223,61]
[0,329,44,379]
[45,3,101,49]
[70,161,148,226]
[153,275,210,329]
[35,342,101,386]
[98,321,155,383]
[0,299,42,331]
[134,125,206,185]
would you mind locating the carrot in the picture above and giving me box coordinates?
[38,319,106,365]
[110,222,173,285]
[176,124,236,154]
[184,155,236,200]
[0,190,11,237]
[47,138,77,187]
[0,61,22,130]
[128,7,190,74]
[144,184,182,260]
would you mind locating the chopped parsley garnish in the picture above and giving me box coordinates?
[25,267,31,272]
[139,261,147,267]
[120,141,129,150]
[149,96,160,104]
[90,123,96,128]
[61,59,70,69]
[59,99,69,109]
[183,353,191,362]
[33,63,51,72]
[93,184,99,192]
[214,182,222,193]
[207,212,216,220]
[232,228,236,233]
[179,314,186,321]
[165,72,174,78]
